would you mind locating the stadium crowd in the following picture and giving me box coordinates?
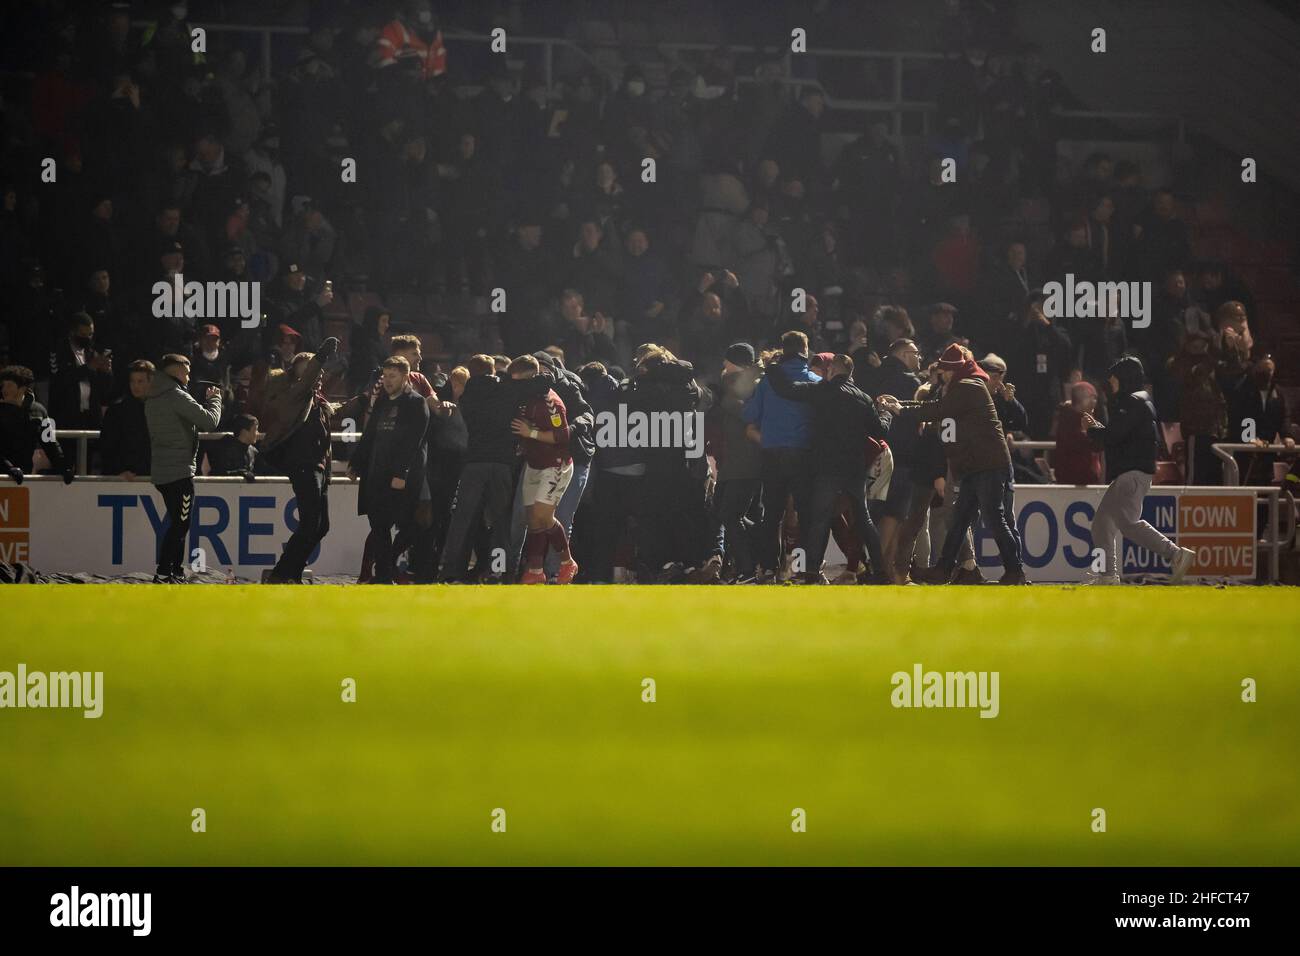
[0,0,1296,583]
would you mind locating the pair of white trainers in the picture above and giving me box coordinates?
[1083,547,1196,586]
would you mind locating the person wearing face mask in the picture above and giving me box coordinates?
[603,66,654,152]
[1227,354,1295,484]
[48,313,114,468]
[244,126,286,228]
[374,0,446,79]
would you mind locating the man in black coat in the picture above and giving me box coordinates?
[349,356,430,584]
[764,352,890,583]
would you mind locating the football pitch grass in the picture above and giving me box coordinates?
[2,585,1297,866]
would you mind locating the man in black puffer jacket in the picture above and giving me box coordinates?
[764,351,890,583]
[1083,354,1195,585]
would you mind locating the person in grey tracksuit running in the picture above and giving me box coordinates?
[1083,355,1195,584]
[144,353,222,582]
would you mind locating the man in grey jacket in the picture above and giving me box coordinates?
[145,354,222,582]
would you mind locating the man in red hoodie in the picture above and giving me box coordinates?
[507,355,578,584]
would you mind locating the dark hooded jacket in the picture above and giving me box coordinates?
[1088,355,1158,480]
[533,352,595,466]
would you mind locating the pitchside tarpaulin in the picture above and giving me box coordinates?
[0,479,1258,581]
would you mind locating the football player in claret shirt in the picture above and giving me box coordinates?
[507,355,579,584]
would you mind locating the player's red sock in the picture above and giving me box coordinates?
[525,527,549,569]
[546,519,572,563]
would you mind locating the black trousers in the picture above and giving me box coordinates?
[758,448,814,570]
[368,495,412,584]
[804,471,886,579]
[438,462,514,581]
[155,477,194,576]
[587,471,644,583]
[640,466,708,574]
[272,468,330,582]
[710,477,763,576]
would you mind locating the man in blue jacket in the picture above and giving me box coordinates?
[743,330,819,579]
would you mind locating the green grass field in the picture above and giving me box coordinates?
[1,585,1297,866]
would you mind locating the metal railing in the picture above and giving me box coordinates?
[136,21,1182,146]
[1211,442,1296,487]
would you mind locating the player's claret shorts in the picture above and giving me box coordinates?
[521,461,575,508]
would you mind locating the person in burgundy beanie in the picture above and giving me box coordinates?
[877,344,1027,584]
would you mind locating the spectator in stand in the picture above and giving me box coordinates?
[981,240,1032,352]
[1132,188,1190,286]
[1168,329,1228,485]
[618,227,672,353]
[493,213,552,354]
[373,0,447,80]
[206,412,259,479]
[268,263,330,353]
[189,325,229,398]
[743,330,819,581]
[1050,381,1104,484]
[346,307,391,397]
[566,219,624,319]
[1,365,72,482]
[281,202,337,285]
[79,267,129,360]
[439,132,500,296]
[918,302,968,363]
[781,294,830,355]
[1213,301,1254,376]
[47,312,114,469]
[551,289,617,368]
[99,359,155,479]
[1196,261,1257,322]
[1226,353,1295,484]
[1004,291,1072,439]
[680,270,745,379]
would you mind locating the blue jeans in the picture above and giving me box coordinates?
[940,467,1022,575]
[509,459,590,577]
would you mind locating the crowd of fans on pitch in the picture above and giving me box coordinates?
[0,0,1295,583]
